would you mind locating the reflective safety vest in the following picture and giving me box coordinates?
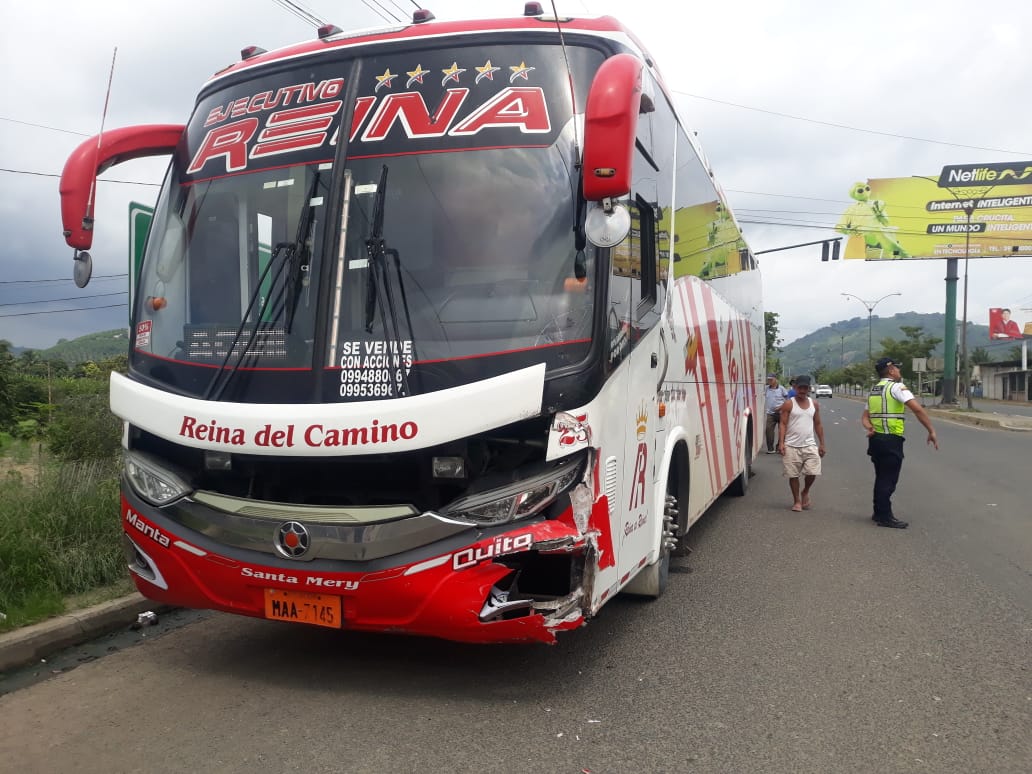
[867,377,906,436]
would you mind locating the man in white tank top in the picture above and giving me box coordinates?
[776,375,826,512]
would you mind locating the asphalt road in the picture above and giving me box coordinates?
[1,401,1029,774]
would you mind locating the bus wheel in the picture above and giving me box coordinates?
[669,450,692,557]
[727,424,753,497]
[622,541,669,599]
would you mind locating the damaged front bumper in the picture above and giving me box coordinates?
[121,488,594,644]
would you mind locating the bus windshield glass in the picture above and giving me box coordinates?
[130,42,603,401]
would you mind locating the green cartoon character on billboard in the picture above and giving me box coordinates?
[835,182,910,259]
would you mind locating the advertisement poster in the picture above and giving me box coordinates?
[835,162,1032,260]
[989,307,1029,341]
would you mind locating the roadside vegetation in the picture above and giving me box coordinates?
[0,342,127,632]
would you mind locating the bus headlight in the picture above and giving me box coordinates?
[124,451,192,506]
[443,459,583,527]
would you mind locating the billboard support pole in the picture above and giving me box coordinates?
[942,258,959,404]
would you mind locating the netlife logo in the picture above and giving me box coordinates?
[938,162,1032,188]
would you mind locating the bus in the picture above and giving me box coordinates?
[58,5,763,644]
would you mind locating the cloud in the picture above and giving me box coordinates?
[3,0,1032,350]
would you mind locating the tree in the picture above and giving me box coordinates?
[765,311,783,375]
[877,326,941,384]
[0,340,14,429]
[969,347,993,365]
[764,311,782,355]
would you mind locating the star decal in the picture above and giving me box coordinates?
[509,61,536,83]
[475,60,501,84]
[374,68,397,92]
[406,64,429,88]
[441,62,466,85]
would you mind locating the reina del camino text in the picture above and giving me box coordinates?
[178,416,419,448]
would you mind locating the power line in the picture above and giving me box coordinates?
[0,116,90,136]
[0,167,159,186]
[270,0,326,26]
[0,291,127,308]
[287,0,328,25]
[728,188,851,205]
[0,303,127,319]
[737,207,934,221]
[737,217,1032,245]
[360,0,402,23]
[673,91,1032,157]
[0,274,128,285]
[384,0,412,20]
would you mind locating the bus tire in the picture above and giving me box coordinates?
[622,543,669,599]
[727,422,753,497]
[669,445,692,557]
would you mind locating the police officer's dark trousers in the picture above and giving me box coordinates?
[867,433,904,521]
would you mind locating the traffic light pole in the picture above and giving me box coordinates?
[941,258,959,404]
[755,238,841,256]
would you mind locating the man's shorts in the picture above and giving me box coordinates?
[783,445,821,477]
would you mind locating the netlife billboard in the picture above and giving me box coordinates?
[835,162,1032,260]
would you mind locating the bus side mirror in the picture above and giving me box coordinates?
[582,53,642,203]
[581,53,643,248]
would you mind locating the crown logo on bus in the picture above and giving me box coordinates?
[635,404,648,440]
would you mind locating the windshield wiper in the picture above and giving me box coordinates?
[202,240,294,401]
[363,164,414,398]
[204,171,324,401]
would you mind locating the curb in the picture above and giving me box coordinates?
[836,394,1032,432]
[0,593,162,674]
[924,409,1032,432]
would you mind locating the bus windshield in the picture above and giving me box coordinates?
[130,42,602,402]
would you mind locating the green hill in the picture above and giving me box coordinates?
[36,329,130,365]
[780,312,995,375]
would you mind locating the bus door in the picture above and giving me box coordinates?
[614,194,666,581]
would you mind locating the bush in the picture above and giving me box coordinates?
[0,460,124,630]
[46,392,122,462]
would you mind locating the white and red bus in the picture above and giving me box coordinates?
[59,6,763,644]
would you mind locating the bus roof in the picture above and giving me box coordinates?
[206,14,650,88]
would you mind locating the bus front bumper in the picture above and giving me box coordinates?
[121,493,590,644]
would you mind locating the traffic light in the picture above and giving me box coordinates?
[820,239,842,261]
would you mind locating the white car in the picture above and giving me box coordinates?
[815,384,833,398]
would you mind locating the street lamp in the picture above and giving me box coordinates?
[841,292,902,360]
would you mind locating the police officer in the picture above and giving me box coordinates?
[861,357,939,529]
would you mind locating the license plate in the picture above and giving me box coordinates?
[263,588,342,629]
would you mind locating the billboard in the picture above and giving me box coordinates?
[835,162,1032,260]
[989,306,1029,341]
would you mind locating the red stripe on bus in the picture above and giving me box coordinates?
[702,289,735,483]
[679,281,719,493]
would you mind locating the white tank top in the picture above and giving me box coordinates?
[785,398,816,447]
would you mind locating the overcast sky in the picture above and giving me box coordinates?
[3,0,1032,350]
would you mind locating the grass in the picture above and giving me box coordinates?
[0,457,126,632]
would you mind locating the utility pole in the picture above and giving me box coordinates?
[841,292,902,360]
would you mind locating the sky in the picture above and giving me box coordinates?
[3,0,1032,350]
